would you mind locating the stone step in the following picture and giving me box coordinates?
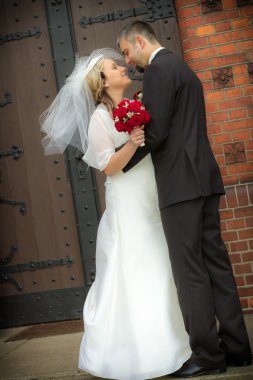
[5,365,253,380]
[1,315,252,380]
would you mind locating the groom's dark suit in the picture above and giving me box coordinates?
[123,49,251,368]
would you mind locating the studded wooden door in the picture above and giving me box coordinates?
[0,0,181,328]
[0,0,96,328]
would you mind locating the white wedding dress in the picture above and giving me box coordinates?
[79,103,191,380]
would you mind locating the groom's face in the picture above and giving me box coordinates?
[119,37,146,69]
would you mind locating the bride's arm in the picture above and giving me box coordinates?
[83,113,144,174]
[104,127,144,176]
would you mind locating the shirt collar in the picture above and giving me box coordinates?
[148,47,165,64]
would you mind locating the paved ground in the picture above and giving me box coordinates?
[0,315,252,380]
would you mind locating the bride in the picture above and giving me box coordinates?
[40,48,191,380]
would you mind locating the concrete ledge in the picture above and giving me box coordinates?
[3,365,253,380]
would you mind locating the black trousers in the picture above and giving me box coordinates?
[161,195,251,368]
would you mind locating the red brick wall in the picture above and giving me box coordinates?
[175,0,253,313]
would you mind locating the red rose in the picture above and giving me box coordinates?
[113,107,128,120]
[124,119,134,133]
[130,114,143,127]
[133,91,143,101]
[115,121,126,132]
[113,96,150,136]
[127,100,142,113]
[118,99,129,108]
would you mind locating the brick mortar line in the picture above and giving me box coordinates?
[209,124,252,129]
[181,67,252,74]
[180,36,253,43]
[205,130,251,135]
[228,238,253,244]
[181,38,253,49]
[226,228,253,233]
[208,123,251,129]
[221,207,252,213]
[229,249,248,252]
[177,13,251,21]
[178,21,251,29]
[224,183,253,188]
[238,285,253,288]
[207,116,252,122]
[205,103,253,108]
[179,25,252,34]
[224,182,253,187]
[189,60,252,69]
[183,52,253,62]
[177,15,249,21]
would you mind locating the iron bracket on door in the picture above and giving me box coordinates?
[0,197,27,215]
[0,27,42,45]
[0,91,12,108]
[1,256,74,274]
[0,245,74,291]
[0,146,23,160]
[79,0,176,27]
[0,246,18,265]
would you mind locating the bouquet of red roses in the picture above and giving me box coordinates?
[112,92,150,147]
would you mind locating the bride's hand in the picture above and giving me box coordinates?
[129,126,145,147]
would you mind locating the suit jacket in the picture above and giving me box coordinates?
[123,49,225,209]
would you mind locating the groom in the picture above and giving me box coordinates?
[117,21,252,377]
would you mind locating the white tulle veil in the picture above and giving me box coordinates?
[40,48,123,155]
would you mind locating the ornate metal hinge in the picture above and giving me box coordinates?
[0,91,12,108]
[0,146,23,160]
[0,197,27,215]
[79,0,176,27]
[0,246,23,290]
[0,27,42,45]
[0,246,74,291]
[0,246,18,265]
[1,256,74,274]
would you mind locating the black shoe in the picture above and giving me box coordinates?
[168,360,226,378]
[225,356,252,367]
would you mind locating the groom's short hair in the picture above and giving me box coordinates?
[117,21,157,45]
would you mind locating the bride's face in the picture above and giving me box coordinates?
[102,59,131,91]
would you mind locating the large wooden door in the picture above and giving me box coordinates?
[0,0,181,328]
[0,0,93,328]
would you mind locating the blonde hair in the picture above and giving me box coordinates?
[86,58,114,113]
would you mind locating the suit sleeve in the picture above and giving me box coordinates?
[123,62,177,172]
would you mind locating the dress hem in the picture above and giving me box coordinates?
[78,353,190,380]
